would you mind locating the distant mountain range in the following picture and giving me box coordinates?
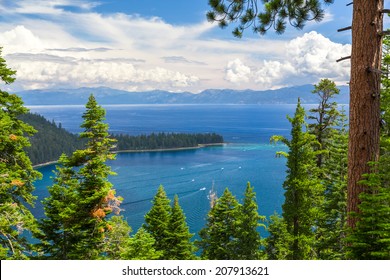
[17,84,349,105]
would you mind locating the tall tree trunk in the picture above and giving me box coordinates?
[348,0,383,228]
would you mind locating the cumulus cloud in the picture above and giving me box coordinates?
[225,59,251,84]
[0,2,351,92]
[287,31,350,78]
[224,31,350,89]
[0,25,45,54]
[8,55,200,90]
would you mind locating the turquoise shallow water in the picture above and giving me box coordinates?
[33,143,286,236]
[30,104,293,235]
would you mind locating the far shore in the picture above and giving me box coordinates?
[113,143,226,154]
[33,143,226,168]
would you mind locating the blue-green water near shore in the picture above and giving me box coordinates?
[29,104,301,235]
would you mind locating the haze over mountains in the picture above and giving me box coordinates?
[18,84,349,105]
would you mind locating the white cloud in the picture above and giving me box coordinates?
[0,2,351,92]
[0,0,99,15]
[254,61,296,88]
[223,31,351,89]
[287,31,350,78]
[9,56,200,90]
[0,25,45,54]
[225,58,251,84]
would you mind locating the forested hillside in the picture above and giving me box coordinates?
[113,132,223,151]
[19,113,224,165]
[19,113,85,166]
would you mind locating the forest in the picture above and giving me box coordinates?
[1,38,390,260]
[113,132,224,151]
[19,112,224,166]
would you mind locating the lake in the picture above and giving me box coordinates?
[29,104,303,236]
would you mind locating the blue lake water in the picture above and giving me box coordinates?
[29,104,303,236]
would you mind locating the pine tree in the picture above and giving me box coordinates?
[37,154,80,259]
[346,161,390,259]
[306,80,348,259]
[103,216,132,260]
[266,214,292,260]
[307,79,340,168]
[346,36,390,259]
[206,0,383,233]
[198,188,241,259]
[121,227,162,260]
[143,185,171,259]
[270,99,323,259]
[235,182,265,259]
[315,108,348,259]
[71,94,119,259]
[38,95,121,259]
[166,195,196,260]
[0,48,41,259]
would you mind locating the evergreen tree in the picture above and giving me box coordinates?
[166,195,196,260]
[265,214,292,260]
[315,108,348,259]
[307,78,340,168]
[121,227,162,260]
[143,185,171,259]
[306,80,348,259]
[38,95,121,259]
[346,163,390,259]
[0,48,41,259]
[346,36,390,259]
[270,99,323,259]
[198,188,241,259]
[103,216,132,260]
[206,0,384,233]
[71,94,119,259]
[37,154,80,259]
[235,182,264,259]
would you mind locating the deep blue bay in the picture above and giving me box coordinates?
[29,104,305,236]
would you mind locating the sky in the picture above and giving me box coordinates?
[0,0,380,93]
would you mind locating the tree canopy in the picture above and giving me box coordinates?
[206,0,334,37]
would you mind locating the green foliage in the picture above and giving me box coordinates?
[346,162,390,259]
[144,186,195,260]
[308,78,340,168]
[266,214,292,260]
[113,132,223,151]
[18,112,223,166]
[198,188,241,259]
[198,185,265,260]
[19,113,86,166]
[235,182,265,259]
[143,185,171,258]
[315,108,348,259]
[270,99,323,259]
[0,49,41,259]
[305,79,348,259]
[121,227,162,260]
[37,154,80,259]
[103,216,132,260]
[346,36,390,259]
[38,95,121,259]
[166,195,196,260]
[207,0,333,37]
[0,47,16,84]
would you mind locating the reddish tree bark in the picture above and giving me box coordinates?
[348,0,383,228]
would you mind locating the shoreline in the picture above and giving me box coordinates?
[33,143,226,168]
[113,143,226,154]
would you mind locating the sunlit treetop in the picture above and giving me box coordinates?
[206,0,334,37]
